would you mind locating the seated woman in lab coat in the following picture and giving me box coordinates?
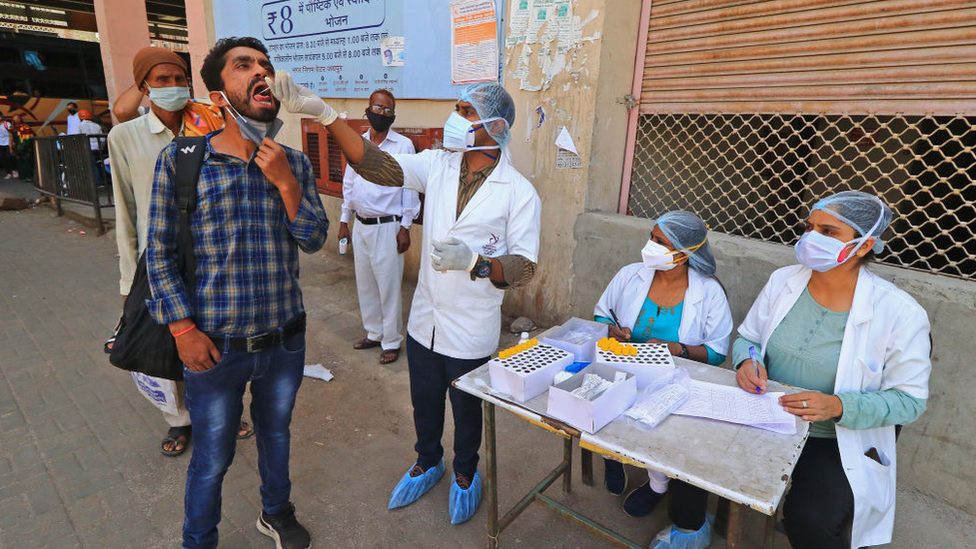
[593,210,733,517]
[656,191,931,549]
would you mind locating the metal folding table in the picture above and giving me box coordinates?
[454,356,810,548]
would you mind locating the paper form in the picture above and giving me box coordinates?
[673,380,797,435]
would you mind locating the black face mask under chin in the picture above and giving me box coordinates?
[366,111,395,134]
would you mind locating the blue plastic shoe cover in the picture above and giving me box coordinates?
[448,470,483,524]
[649,514,713,549]
[388,458,445,510]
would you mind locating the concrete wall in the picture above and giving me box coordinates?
[573,211,976,515]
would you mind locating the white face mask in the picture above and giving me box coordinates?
[442,111,501,151]
[145,82,190,112]
[219,91,282,144]
[794,207,883,272]
[641,240,680,271]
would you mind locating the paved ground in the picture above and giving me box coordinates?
[1,178,974,548]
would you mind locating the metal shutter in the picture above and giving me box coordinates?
[640,0,976,115]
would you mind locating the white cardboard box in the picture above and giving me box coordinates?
[596,342,676,389]
[488,343,574,402]
[540,317,608,362]
[546,363,638,434]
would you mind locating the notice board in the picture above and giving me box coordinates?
[212,0,504,99]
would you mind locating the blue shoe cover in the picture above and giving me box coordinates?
[388,458,445,510]
[448,470,482,524]
[649,514,713,549]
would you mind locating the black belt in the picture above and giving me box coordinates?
[356,214,401,225]
[210,313,306,353]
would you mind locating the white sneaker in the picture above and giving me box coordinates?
[3,173,11,179]
[11,171,18,178]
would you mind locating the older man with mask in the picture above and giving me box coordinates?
[268,73,541,525]
[338,88,419,364]
[107,46,249,458]
[146,37,328,549]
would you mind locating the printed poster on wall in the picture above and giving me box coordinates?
[449,0,499,84]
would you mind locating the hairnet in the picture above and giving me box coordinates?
[654,210,717,276]
[811,191,893,253]
[459,82,515,149]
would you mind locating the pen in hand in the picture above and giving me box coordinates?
[749,345,762,394]
[608,308,621,327]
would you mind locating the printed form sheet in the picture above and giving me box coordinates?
[673,380,797,435]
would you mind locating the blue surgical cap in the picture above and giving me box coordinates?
[812,191,893,253]
[654,210,717,276]
[459,82,515,149]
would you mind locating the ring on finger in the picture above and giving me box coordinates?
[802,400,808,408]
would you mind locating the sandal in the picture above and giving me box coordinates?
[379,348,400,364]
[161,426,192,457]
[104,315,123,354]
[237,421,255,440]
[353,337,381,350]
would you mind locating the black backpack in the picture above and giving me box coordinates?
[109,136,206,381]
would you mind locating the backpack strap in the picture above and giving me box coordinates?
[174,136,207,214]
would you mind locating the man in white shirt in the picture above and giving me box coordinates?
[107,46,249,457]
[0,119,12,179]
[65,102,80,135]
[337,89,419,364]
[76,110,105,185]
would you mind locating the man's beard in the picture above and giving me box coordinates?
[226,79,279,122]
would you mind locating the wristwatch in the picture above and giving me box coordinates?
[471,256,493,280]
[678,343,690,359]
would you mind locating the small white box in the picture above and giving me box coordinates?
[546,363,638,434]
[540,317,608,362]
[596,342,676,389]
[488,343,574,402]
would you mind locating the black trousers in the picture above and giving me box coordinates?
[668,437,854,548]
[0,146,11,175]
[783,437,855,549]
[406,335,488,477]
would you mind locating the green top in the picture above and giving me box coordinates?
[733,287,927,438]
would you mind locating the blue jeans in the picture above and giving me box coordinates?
[181,328,305,549]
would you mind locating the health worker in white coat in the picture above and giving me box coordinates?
[664,191,931,549]
[593,210,732,524]
[267,74,542,525]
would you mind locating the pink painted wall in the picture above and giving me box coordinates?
[93,0,151,120]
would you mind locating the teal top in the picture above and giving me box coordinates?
[732,288,927,438]
[596,297,725,366]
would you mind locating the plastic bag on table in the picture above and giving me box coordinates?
[623,368,691,430]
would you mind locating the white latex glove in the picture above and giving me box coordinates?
[430,237,478,272]
[265,70,338,125]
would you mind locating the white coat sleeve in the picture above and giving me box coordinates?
[339,164,355,224]
[594,267,630,321]
[700,281,734,357]
[504,184,542,263]
[398,139,420,227]
[880,300,932,400]
[108,128,137,296]
[392,148,443,194]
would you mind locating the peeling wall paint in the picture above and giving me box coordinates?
[504,0,601,91]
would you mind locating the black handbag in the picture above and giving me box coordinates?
[109,136,206,381]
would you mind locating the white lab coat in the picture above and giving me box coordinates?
[392,149,541,359]
[593,263,733,355]
[738,264,931,549]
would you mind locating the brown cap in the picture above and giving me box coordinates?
[132,46,188,86]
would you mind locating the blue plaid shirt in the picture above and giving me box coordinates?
[146,131,329,335]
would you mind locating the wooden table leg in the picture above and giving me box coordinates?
[580,447,593,486]
[726,501,741,549]
[484,401,499,549]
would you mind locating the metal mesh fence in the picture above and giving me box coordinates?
[627,113,976,279]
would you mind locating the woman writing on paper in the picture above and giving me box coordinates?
[658,191,931,549]
[593,210,733,518]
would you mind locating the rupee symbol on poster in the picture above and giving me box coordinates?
[450,0,499,84]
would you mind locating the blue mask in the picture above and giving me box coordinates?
[220,91,283,144]
[145,82,190,112]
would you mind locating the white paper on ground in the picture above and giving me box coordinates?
[303,364,334,382]
[672,379,796,435]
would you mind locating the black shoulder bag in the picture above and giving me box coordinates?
[109,136,206,381]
